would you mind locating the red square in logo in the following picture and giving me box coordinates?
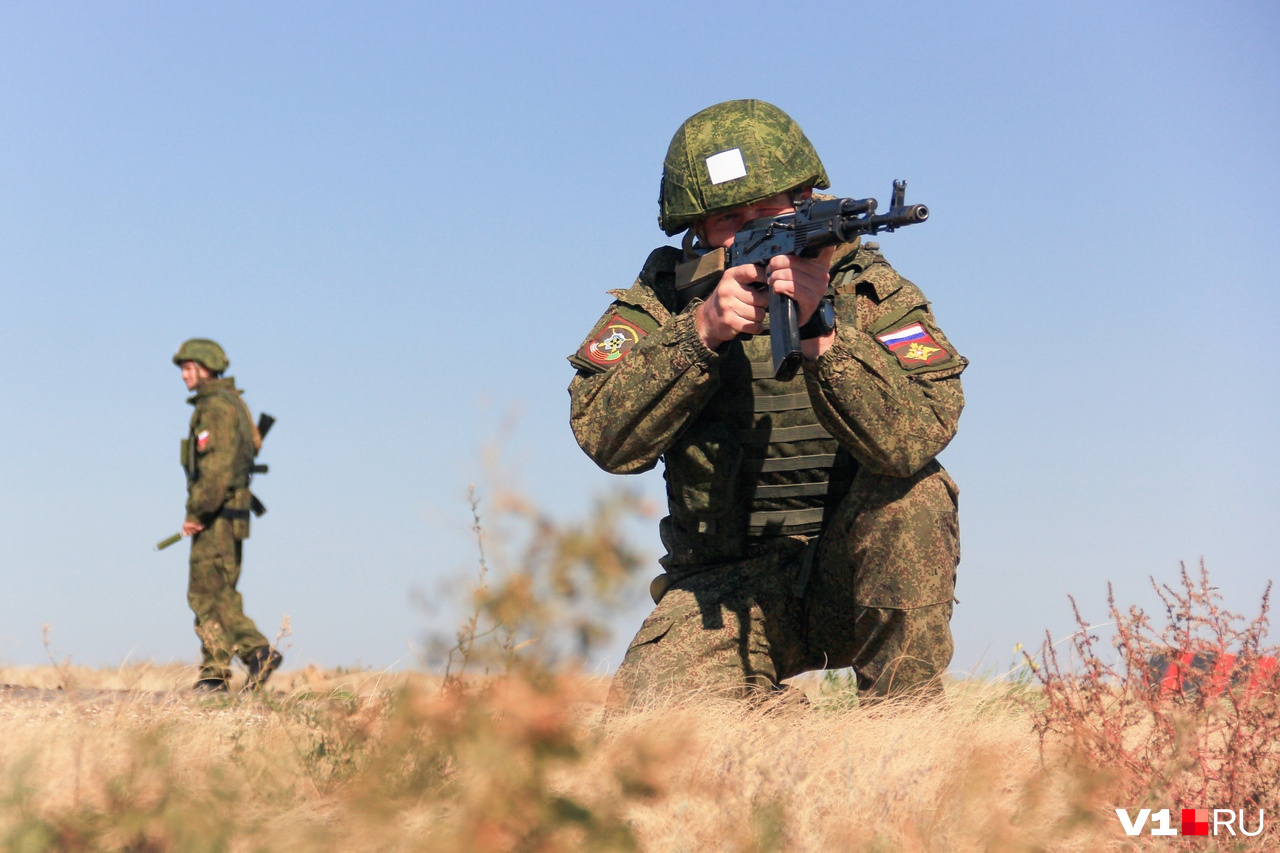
[1182,808,1210,836]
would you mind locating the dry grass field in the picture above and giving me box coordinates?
[0,652,1273,851]
[4,484,1275,850]
[0,664,1099,851]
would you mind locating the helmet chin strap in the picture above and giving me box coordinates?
[681,228,700,259]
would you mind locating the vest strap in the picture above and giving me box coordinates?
[793,536,821,598]
[752,481,831,499]
[747,507,827,530]
[733,423,832,444]
[722,393,812,413]
[743,454,838,473]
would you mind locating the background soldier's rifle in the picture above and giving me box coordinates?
[156,412,276,550]
[674,180,929,382]
[248,412,274,517]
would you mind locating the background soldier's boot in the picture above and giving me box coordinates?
[244,647,283,691]
[193,677,229,692]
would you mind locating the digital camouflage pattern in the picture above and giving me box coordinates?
[609,476,958,705]
[805,459,959,694]
[568,239,966,709]
[185,378,255,526]
[188,515,269,682]
[184,376,268,682]
[658,100,830,236]
[606,538,813,702]
[173,338,230,374]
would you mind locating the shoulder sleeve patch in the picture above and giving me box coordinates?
[578,314,648,367]
[876,322,953,369]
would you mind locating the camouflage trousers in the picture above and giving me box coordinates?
[188,515,269,681]
[609,462,959,709]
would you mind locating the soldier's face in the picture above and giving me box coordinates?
[697,189,809,249]
[180,361,211,390]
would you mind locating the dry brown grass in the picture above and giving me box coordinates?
[588,681,1084,853]
[5,486,1273,850]
[0,662,1197,852]
[0,661,433,696]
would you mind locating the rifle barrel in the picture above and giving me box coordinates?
[835,203,928,241]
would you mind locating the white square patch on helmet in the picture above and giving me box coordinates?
[705,148,748,185]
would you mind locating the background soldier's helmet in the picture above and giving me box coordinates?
[172,338,229,374]
[658,99,830,236]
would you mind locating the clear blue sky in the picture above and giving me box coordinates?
[2,2,1277,676]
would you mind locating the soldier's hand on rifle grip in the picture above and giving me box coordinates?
[764,253,829,325]
[768,250,838,360]
[695,262,769,350]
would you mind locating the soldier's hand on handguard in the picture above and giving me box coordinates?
[695,262,770,350]
[182,520,205,536]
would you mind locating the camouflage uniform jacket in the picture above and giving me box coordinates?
[569,241,967,568]
[183,377,255,528]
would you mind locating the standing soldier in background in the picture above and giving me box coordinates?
[174,338,282,692]
[568,101,966,708]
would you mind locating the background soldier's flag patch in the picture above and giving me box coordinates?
[196,429,211,451]
[876,322,951,368]
[582,315,646,366]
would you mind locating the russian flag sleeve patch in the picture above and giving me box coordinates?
[875,322,952,369]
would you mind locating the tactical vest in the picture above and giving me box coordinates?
[661,329,857,564]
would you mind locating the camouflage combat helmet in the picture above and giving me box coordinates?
[658,99,830,236]
[173,338,229,374]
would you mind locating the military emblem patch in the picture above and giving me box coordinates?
[196,429,210,451]
[876,322,951,368]
[582,315,647,366]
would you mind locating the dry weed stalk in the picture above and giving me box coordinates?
[341,675,645,852]
[434,482,652,687]
[1027,560,1280,812]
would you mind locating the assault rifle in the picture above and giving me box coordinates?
[247,412,274,516]
[674,180,929,381]
[155,412,276,550]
